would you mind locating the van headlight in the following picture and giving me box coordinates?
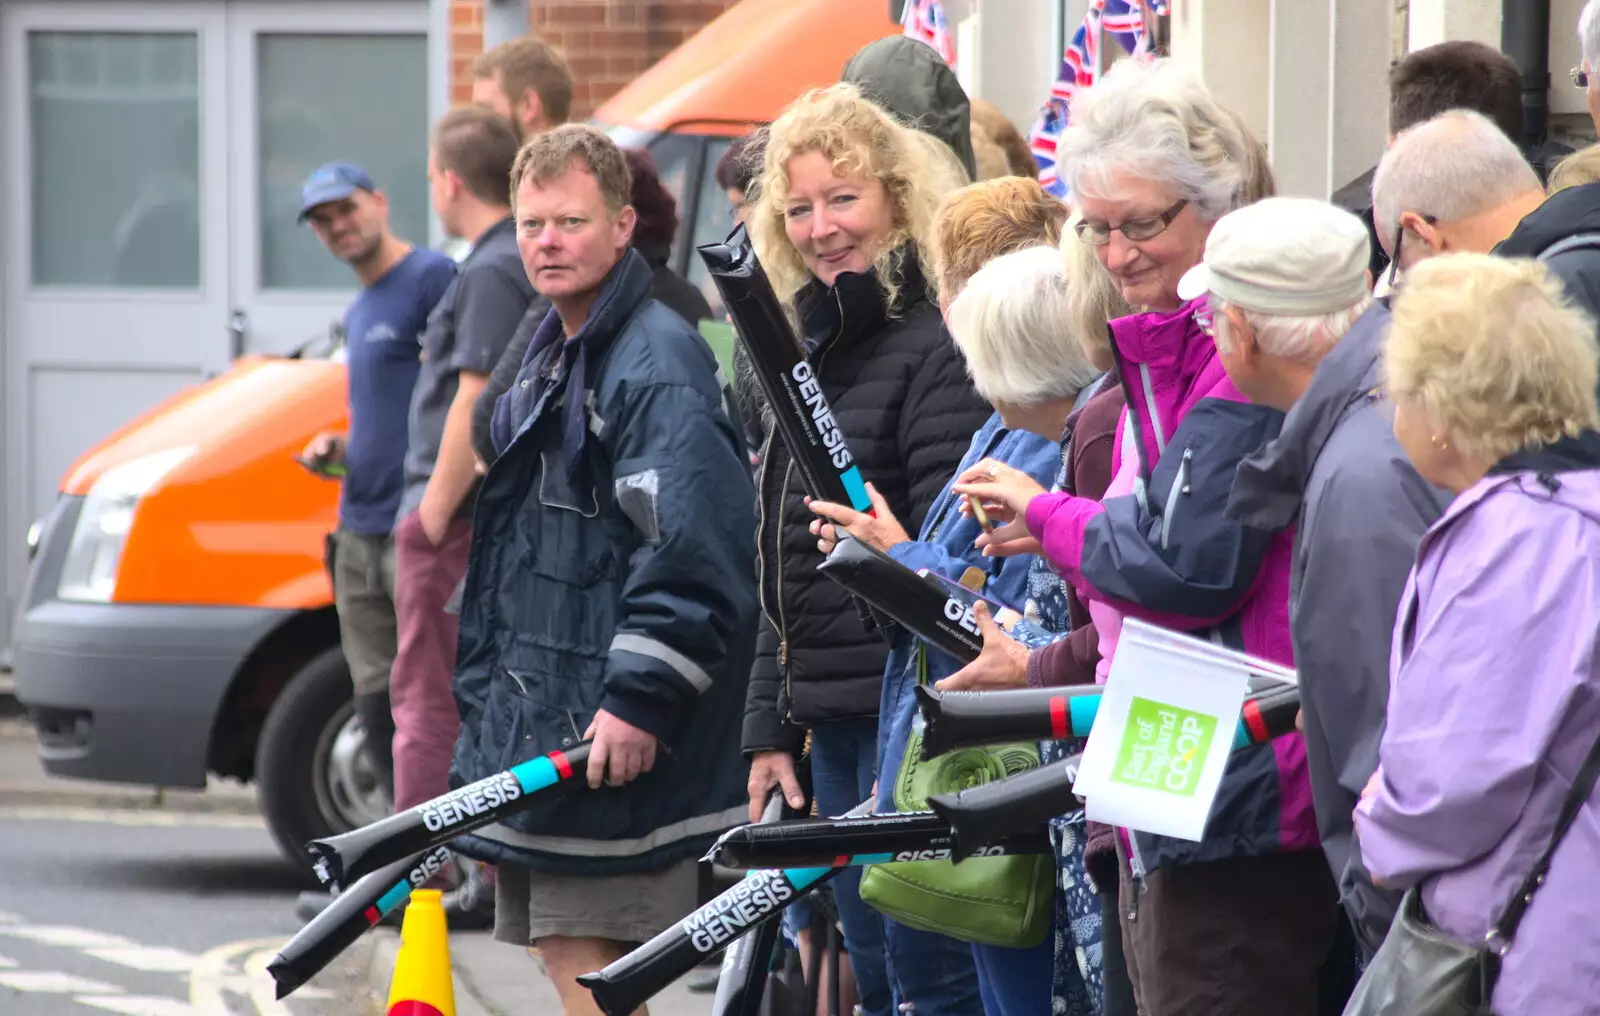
[57,447,195,603]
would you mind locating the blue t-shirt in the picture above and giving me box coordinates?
[341,247,456,534]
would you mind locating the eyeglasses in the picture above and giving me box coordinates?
[1075,198,1190,245]
[1573,65,1590,88]
[1387,213,1438,289]
[1194,301,1216,336]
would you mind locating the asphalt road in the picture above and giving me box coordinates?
[0,719,385,1015]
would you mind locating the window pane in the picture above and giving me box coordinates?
[30,32,201,288]
[688,137,737,317]
[257,34,429,290]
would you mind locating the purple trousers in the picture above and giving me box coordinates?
[390,510,472,813]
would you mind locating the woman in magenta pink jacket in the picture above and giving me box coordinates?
[952,57,1333,1016]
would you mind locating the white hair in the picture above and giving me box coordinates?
[948,246,1102,407]
[1213,298,1374,365]
[1058,58,1251,222]
[1371,109,1540,253]
[1582,0,1600,69]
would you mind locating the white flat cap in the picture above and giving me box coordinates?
[1177,197,1372,315]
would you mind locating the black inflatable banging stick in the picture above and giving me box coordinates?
[915,684,1109,760]
[816,535,982,663]
[267,845,452,999]
[578,799,874,1016]
[929,754,1086,862]
[306,742,592,888]
[928,685,1304,859]
[705,808,1052,870]
[697,225,873,514]
[710,792,790,1016]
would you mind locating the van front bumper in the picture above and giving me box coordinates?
[11,496,289,788]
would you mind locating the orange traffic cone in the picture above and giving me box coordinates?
[386,889,455,1016]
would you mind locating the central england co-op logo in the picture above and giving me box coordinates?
[1109,696,1218,797]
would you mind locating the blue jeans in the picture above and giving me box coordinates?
[803,718,894,1016]
[973,936,1055,1016]
[884,920,984,1015]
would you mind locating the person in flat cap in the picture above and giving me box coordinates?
[1219,197,1454,991]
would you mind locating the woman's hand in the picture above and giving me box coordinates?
[747,751,806,823]
[807,483,910,555]
[953,460,1049,558]
[935,603,1032,691]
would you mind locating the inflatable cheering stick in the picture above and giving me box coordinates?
[268,845,453,999]
[706,808,1050,870]
[709,792,792,1016]
[816,536,982,663]
[580,864,839,1016]
[698,225,873,514]
[579,798,875,1016]
[915,684,1108,760]
[307,742,592,888]
[929,684,1304,860]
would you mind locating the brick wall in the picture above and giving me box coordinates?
[449,0,485,105]
[447,0,739,118]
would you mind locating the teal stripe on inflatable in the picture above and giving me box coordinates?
[511,756,560,794]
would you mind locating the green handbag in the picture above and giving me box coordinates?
[858,644,1055,948]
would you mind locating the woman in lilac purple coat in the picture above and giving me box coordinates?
[1354,253,1600,1016]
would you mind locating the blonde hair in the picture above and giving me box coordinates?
[1548,142,1600,194]
[749,83,967,315]
[1060,58,1256,221]
[933,178,1068,299]
[969,99,1039,179]
[1386,254,1600,462]
[949,246,1102,407]
[971,125,1013,182]
[1060,212,1133,367]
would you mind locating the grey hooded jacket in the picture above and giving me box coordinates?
[842,35,976,180]
[1227,300,1452,960]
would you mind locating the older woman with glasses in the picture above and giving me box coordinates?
[953,59,1335,1016]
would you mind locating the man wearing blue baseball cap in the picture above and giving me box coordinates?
[296,161,456,928]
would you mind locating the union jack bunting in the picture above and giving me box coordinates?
[902,0,958,69]
[1029,0,1169,196]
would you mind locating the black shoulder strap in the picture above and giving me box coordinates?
[1488,730,1600,949]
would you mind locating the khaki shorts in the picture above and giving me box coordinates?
[493,857,702,946]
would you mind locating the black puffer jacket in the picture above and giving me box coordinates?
[741,253,991,754]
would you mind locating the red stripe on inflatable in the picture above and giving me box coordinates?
[1049,696,1068,740]
[832,855,851,868]
[387,1002,447,1016]
[1242,701,1270,744]
[364,906,381,927]
[551,751,573,781]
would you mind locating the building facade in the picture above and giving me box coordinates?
[0,0,1590,643]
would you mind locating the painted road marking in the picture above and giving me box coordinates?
[0,969,122,993]
[75,997,204,1016]
[0,805,263,829]
[0,953,15,968]
[0,925,137,949]
[0,911,19,924]
[85,946,202,973]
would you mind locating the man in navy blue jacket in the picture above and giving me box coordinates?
[449,124,757,1011]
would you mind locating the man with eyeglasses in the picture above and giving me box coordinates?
[1332,40,1566,283]
[1376,109,1600,354]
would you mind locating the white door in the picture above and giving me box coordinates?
[2,2,233,649]
[226,1,431,356]
[1,0,432,639]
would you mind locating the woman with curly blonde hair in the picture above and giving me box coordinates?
[741,82,991,1016]
[1352,253,1600,1016]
